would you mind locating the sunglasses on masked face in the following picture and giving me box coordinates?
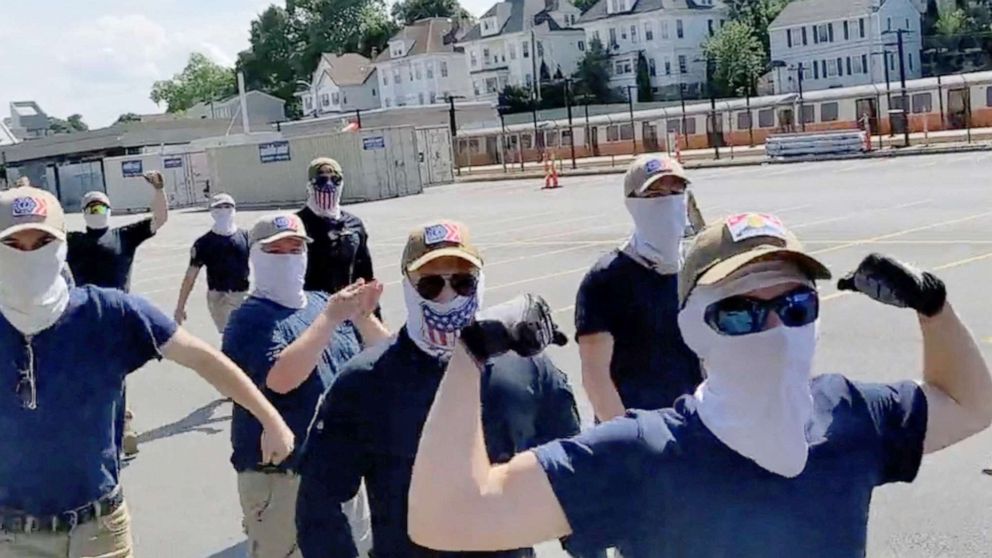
[415,273,479,300]
[84,204,110,215]
[313,174,343,189]
[704,285,819,336]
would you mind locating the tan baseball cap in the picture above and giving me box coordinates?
[210,193,236,207]
[679,212,832,303]
[402,220,483,273]
[82,191,111,209]
[0,187,67,241]
[249,213,313,246]
[308,157,343,181]
[623,154,690,197]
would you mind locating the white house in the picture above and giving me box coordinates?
[769,0,923,94]
[578,0,728,100]
[374,18,472,107]
[186,91,287,125]
[458,0,587,102]
[298,53,381,117]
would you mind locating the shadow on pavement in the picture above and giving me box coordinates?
[136,398,232,445]
[207,541,248,558]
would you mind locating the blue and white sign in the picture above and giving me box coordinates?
[122,160,143,177]
[259,141,291,163]
[163,157,183,169]
[362,136,385,150]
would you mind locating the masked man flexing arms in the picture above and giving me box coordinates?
[408,213,992,558]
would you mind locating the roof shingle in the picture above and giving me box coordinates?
[770,0,879,29]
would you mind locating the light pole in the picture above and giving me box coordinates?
[495,103,509,173]
[626,84,637,154]
[447,94,466,175]
[883,28,912,147]
[563,78,577,169]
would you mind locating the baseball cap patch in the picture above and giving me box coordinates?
[644,158,667,175]
[726,213,787,243]
[273,216,293,230]
[424,223,461,245]
[12,197,47,218]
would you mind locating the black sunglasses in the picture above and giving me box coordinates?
[415,273,479,300]
[313,174,343,188]
[704,286,819,336]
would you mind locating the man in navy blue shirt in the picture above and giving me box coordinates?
[576,154,703,421]
[296,220,583,558]
[0,187,294,558]
[224,213,389,558]
[174,193,251,333]
[408,212,992,558]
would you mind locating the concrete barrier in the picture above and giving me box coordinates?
[766,130,867,159]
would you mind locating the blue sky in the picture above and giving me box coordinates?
[0,0,492,128]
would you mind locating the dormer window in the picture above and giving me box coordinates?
[607,0,629,14]
[390,41,405,58]
[481,17,499,36]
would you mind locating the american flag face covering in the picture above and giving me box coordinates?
[403,275,485,359]
[306,180,342,219]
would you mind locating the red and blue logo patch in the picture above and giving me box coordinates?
[11,197,47,218]
[424,223,462,245]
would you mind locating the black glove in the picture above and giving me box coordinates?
[460,294,568,362]
[837,253,946,317]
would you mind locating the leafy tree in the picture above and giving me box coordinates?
[150,52,236,113]
[391,0,472,25]
[572,0,598,13]
[704,20,765,97]
[724,0,790,55]
[573,37,613,103]
[237,5,303,116]
[636,52,654,102]
[67,114,89,132]
[497,85,534,113]
[114,113,141,124]
[48,114,88,134]
[936,8,969,35]
[295,0,399,69]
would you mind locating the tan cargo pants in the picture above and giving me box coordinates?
[207,290,248,334]
[238,472,372,558]
[0,503,132,558]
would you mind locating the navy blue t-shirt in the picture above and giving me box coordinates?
[67,219,156,292]
[0,287,177,515]
[190,230,251,293]
[534,374,928,558]
[224,292,362,473]
[575,251,702,411]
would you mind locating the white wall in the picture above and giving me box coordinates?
[462,30,587,100]
[377,53,470,108]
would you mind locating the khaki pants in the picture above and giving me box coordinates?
[0,503,132,558]
[238,472,372,558]
[207,291,248,333]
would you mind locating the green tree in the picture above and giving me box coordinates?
[497,85,534,113]
[114,113,141,124]
[150,52,236,113]
[48,114,88,134]
[66,114,88,132]
[573,37,613,103]
[724,0,790,54]
[237,5,304,116]
[572,0,597,13]
[936,8,969,35]
[704,20,765,97]
[390,0,472,25]
[295,0,399,68]
[636,52,653,102]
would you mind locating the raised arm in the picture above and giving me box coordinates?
[144,171,169,232]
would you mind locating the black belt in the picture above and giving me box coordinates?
[0,487,124,534]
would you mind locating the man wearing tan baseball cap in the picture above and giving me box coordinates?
[223,213,387,558]
[0,189,295,558]
[404,212,992,558]
[575,153,704,424]
[296,219,582,558]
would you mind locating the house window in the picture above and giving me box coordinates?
[624,61,632,73]
[665,59,672,75]
[649,58,657,76]
[609,28,618,46]
[441,61,448,77]
[844,21,849,40]
[578,40,585,51]
[615,61,624,75]
[522,41,530,58]
[813,61,819,79]
[645,23,654,41]
[485,77,498,93]
[912,93,932,113]
[525,73,533,87]
[418,92,424,104]
[887,17,891,31]
[737,112,752,129]
[661,21,669,39]
[619,123,634,140]
[509,44,516,60]
[473,81,480,95]
[631,24,637,43]
[684,118,696,134]
[708,19,714,36]
[821,102,839,121]
[909,53,914,71]
[889,53,895,71]
[758,108,775,128]
[537,41,544,57]
[905,18,909,29]
[426,63,434,79]
[621,26,627,40]
[801,104,815,123]
[815,24,829,43]
[415,65,422,80]
[861,54,868,74]
[331,92,339,105]
[383,72,389,85]
[801,27,808,46]
[678,55,687,74]
[593,30,601,43]
[666,119,681,133]
[607,125,619,142]
[677,19,684,39]
[837,57,843,76]
[787,29,792,48]
[321,93,330,107]
[483,48,491,64]
[859,18,865,38]
[470,51,478,67]
[828,22,834,42]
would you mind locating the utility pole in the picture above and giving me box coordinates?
[679,82,688,147]
[448,95,460,176]
[531,30,542,103]
[627,85,637,155]
[564,79,576,169]
[796,62,805,132]
[705,56,719,159]
[895,29,910,147]
[354,109,362,129]
[882,51,893,137]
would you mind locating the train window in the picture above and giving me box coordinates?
[685,118,697,135]
[468,139,481,153]
[545,131,559,147]
[912,93,932,114]
[667,120,680,133]
[607,125,620,142]
[801,105,815,124]
[821,102,839,122]
[619,123,634,141]
[890,95,908,111]
[521,133,533,149]
[758,108,775,128]
[987,87,992,107]
[737,112,752,129]
[562,130,573,146]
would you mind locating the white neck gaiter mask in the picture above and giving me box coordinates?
[678,266,817,478]
[306,183,343,220]
[624,193,688,274]
[0,241,71,335]
[250,245,307,310]
[211,207,238,236]
[403,274,484,360]
[84,211,110,231]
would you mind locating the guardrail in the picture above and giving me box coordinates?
[766,130,867,159]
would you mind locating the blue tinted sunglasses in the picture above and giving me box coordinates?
[313,174,342,188]
[704,286,819,336]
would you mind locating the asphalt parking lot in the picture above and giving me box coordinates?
[98,151,992,557]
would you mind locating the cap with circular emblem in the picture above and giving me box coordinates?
[623,154,690,197]
[0,187,66,241]
[249,213,313,246]
[210,193,236,208]
[402,220,483,273]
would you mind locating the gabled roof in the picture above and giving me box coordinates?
[770,0,878,29]
[319,53,376,86]
[460,0,581,42]
[375,17,462,63]
[577,0,714,24]
[0,120,18,146]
